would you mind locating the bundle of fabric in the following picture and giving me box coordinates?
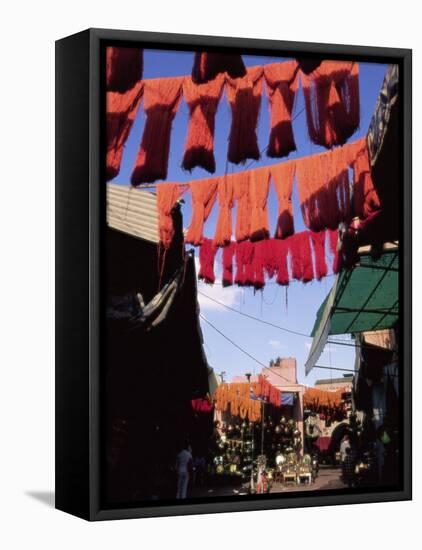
[191,397,213,413]
[295,140,361,231]
[303,387,346,408]
[198,238,218,284]
[226,66,264,164]
[251,374,282,408]
[233,171,252,242]
[271,161,296,238]
[131,76,184,184]
[185,178,218,245]
[249,166,271,241]
[301,61,360,148]
[156,183,188,249]
[296,58,322,75]
[106,82,144,181]
[191,52,246,84]
[182,75,225,173]
[264,61,299,158]
[288,231,314,283]
[197,231,337,288]
[214,174,235,246]
[213,383,261,422]
[106,47,143,92]
[351,139,381,219]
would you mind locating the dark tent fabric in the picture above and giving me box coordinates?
[105,224,210,504]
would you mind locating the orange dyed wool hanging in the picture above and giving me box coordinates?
[131,76,184,185]
[301,61,360,149]
[106,82,143,181]
[271,161,296,239]
[295,142,356,231]
[249,167,270,241]
[185,178,218,245]
[192,52,246,84]
[352,139,380,219]
[106,47,143,93]
[156,183,187,249]
[233,171,251,242]
[226,66,264,164]
[264,61,299,158]
[213,174,235,247]
[182,75,225,174]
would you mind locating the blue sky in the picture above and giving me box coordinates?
[110,49,387,386]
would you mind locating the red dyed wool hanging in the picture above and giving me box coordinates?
[185,178,218,245]
[157,183,187,249]
[310,230,328,280]
[233,171,251,242]
[295,142,356,231]
[274,239,290,286]
[301,61,360,149]
[234,240,255,286]
[106,82,143,181]
[131,76,184,185]
[222,242,236,287]
[191,52,246,84]
[106,47,143,93]
[249,167,270,241]
[288,231,314,283]
[352,140,380,219]
[226,66,264,164]
[182,75,225,173]
[264,61,299,158]
[271,161,296,239]
[327,228,342,274]
[214,174,234,247]
[198,238,218,284]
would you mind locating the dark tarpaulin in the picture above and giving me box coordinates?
[105,222,210,504]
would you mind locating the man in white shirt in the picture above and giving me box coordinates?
[175,443,193,499]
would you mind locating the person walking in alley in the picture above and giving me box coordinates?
[175,442,192,499]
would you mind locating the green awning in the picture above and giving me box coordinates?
[305,249,399,375]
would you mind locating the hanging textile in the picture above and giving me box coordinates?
[222,242,236,287]
[182,75,225,173]
[234,240,255,286]
[327,228,341,274]
[274,239,290,286]
[191,397,213,413]
[288,231,314,283]
[226,66,264,164]
[264,60,299,158]
[106,47,143,92]
[304,387,345,408]
[191,52,246,84]
[249,167,270,241]
[106,82,144,181]
[185,178,218,245]
[214,174,234,246]
[131,76,184,185]
[301,61,360,148]
[156,183,187,249]
[310,230,328,280]
[271,161,296,239]
[352,140,381,219]
[295,142,356,231]
[233,171,251,242]
[296,58,322,75]
[198,238,218,284]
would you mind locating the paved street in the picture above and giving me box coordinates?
[189,466,346,498]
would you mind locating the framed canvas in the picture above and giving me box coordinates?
[55,28,412,521]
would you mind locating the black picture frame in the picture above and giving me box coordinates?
[55,28,412,521]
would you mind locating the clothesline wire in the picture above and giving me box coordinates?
[199,313,292,384]
[197,289,389,352]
